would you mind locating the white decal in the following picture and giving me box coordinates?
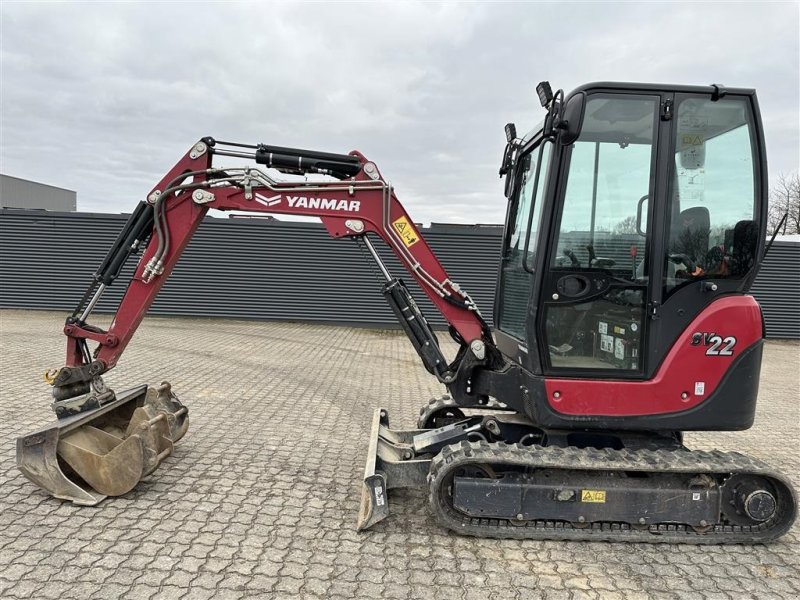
[704,335,737,356]
[719,336,736,356]
[255,193,281,207]
[598,321,608,335]
[286,196,360,212]
[600,334,613,353]
[694,381,705,396]
[692,332,737,356]
[374,483,385,507]
[614,338,625,360]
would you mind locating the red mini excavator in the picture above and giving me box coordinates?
[17,82,797,543]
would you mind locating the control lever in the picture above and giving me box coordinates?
[563,249,580,267]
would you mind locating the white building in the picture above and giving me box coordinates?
[0,174,76,211]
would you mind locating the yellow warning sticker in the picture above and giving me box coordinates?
[681,133,704,146]
[581,490,606,503]
[392,216,419,247]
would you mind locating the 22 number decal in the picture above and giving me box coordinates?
[705,335,736,356]
[691,332,737,356]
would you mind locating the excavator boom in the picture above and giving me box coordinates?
[18,136,495,508]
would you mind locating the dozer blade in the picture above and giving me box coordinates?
[357,409,390,531]
[356,408,431,531]
[16,382,189,505]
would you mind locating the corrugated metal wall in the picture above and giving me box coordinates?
[750,241,800,339]
[1,209,797,338]
[0,210,501,328]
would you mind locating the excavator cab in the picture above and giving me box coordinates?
[495,83,765,388]
[359,84,793,541]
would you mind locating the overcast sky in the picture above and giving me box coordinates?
[1,1,798,225]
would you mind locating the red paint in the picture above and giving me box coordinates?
[206,151,484,345]
[68,148,213,369]
[64,324,117,347]
[545,296,763,417]
[67,141,486,374]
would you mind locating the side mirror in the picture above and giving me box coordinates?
[557,92,586,145]
[500,123,519,197]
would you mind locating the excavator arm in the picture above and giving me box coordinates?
[18,138,499,510]
[53,138,494,403]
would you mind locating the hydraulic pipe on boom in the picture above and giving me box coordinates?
[18,137,496,507]
[63,138,488,380]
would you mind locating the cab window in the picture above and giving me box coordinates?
[664,97,758,294]
[497,141,553,339]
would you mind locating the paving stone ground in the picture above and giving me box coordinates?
[0,309,798,600]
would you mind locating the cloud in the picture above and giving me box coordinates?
[1,1,797,225]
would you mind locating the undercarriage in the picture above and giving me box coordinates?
[358,399,797,543]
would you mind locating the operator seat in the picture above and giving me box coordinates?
[671,206,710,269]
[729,219,758,276]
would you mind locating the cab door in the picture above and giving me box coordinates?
[645,91,765,374]
[538,92,663,377]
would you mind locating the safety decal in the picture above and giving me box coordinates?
[581,490,606,503]
[373,482,385,507]
[681,134,705,146]
[600,334,613,353]
[392,216,419,247]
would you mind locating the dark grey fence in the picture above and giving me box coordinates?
[1,209,797,338]
[750,240,800,339]
[0,210,502,329]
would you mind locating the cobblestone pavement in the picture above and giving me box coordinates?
[1,309,798,600]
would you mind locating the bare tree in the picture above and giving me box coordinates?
[613,215,638,235]
[768,172,800,235]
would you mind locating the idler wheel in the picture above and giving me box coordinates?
[741,489,777,522]
[723,475,779,525]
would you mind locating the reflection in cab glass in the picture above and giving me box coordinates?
[545,95,657,372]
[665,98,757,295]
[498,142,553,339]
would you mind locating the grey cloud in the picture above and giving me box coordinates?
[1,1,797,225]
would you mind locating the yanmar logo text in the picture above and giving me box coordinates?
[254,193,360,212]
[288,196,360,212]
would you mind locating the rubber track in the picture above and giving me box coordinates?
[428,441,797,544]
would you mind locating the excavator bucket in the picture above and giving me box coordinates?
[16,382,188,505]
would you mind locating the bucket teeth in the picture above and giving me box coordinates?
[16,382,189,505]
